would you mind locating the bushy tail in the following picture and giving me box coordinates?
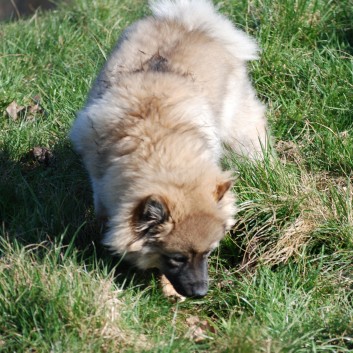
[149,0,259,61]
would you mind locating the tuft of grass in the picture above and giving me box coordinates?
[226,152,353,267]
[0,238,148,352]
[1,0,353,352]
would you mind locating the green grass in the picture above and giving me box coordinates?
[1,0,353,352]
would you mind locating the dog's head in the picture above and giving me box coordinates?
[131,179,234,298]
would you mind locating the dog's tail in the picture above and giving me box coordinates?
[149,0,259,61]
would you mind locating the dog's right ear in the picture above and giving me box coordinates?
[133,195,170,236]
[214,179,233,202]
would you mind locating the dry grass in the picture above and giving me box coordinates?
[233,140,353,267]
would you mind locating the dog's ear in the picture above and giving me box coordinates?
[214,179,233,202]
[134,195,170,236]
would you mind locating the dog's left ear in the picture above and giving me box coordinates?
[134,195,170,236]
[214,179,233,202]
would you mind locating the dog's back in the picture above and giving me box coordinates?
[81,0,266,158]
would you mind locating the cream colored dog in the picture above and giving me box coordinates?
[70,0,268,298]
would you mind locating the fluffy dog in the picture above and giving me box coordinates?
[70,0,268,298]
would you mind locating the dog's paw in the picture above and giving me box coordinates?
[160,275,185,302]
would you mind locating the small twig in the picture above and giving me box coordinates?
[10,0,21,19]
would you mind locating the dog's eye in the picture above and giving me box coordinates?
[166,254,187,266]
[170,254,187,262]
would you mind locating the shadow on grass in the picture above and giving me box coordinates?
[0,142,155,291]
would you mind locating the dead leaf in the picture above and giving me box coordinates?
[185,315,216,343]
[5,96,46,121]
[160,275,186,302]
[217,279,234,290]
[5,101,25,120]
[26,95,46,120]
[30,147,54,166]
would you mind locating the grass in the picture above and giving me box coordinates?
[0,0,353,351]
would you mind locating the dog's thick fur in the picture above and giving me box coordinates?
[70,0,267,298]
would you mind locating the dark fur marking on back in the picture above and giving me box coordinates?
[133,52,169,74]
[146,53,168,72]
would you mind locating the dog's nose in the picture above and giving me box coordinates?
[191,291,207,298]
[190,283,208,298]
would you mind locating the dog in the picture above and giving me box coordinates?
[70,0,268,298]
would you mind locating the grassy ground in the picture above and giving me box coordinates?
[1,0,353,352]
